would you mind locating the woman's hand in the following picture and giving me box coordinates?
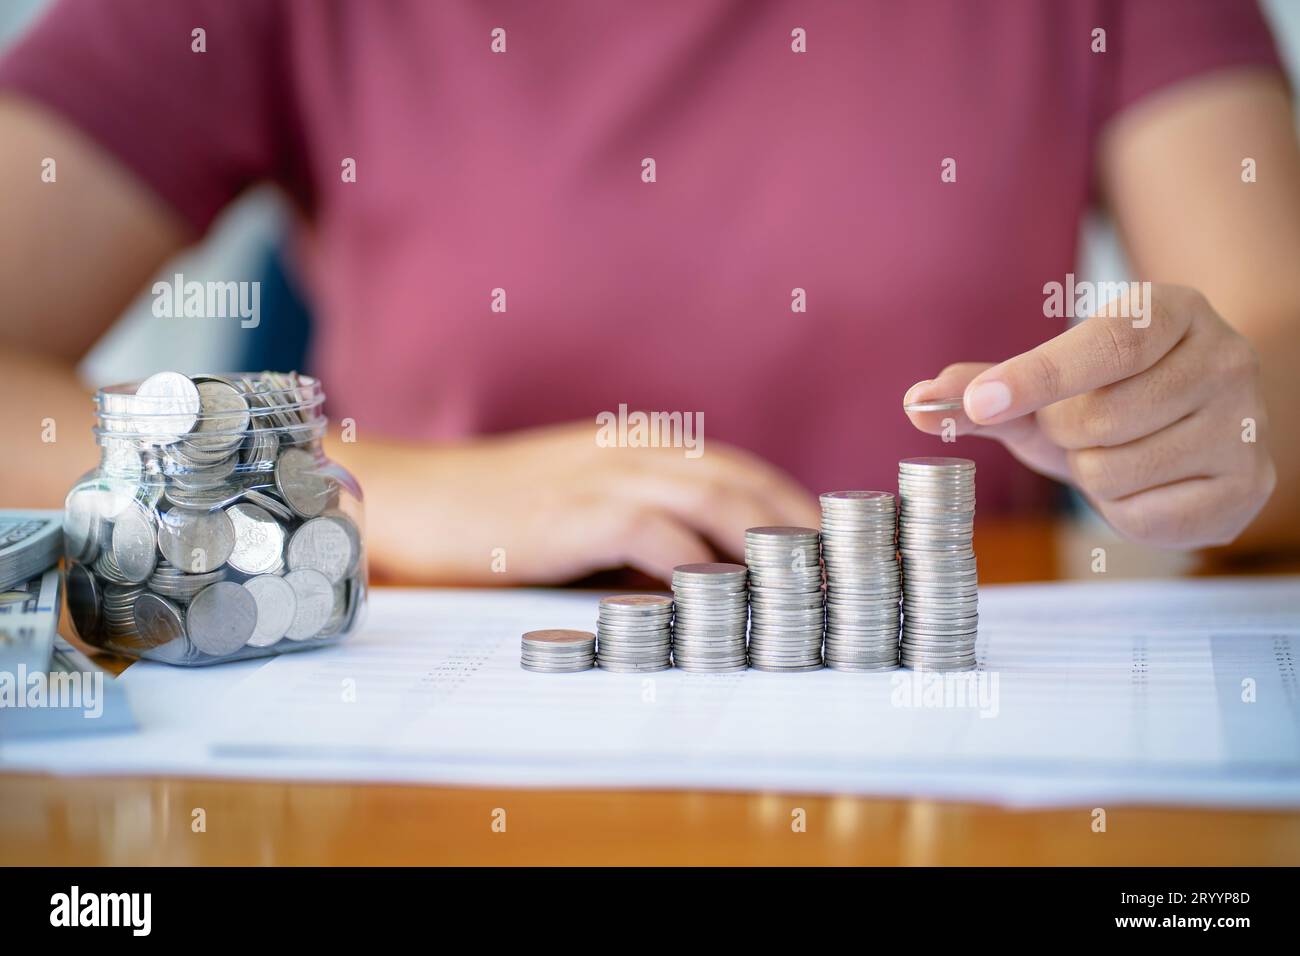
[904,284,1276,549]
[330,421,819,585]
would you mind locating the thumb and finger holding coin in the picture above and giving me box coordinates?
[902,292,1275,548]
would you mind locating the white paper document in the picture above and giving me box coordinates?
[2,577,1298,808]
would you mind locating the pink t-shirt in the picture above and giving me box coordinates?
[1,0,1283,513]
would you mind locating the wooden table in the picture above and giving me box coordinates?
[4,518,1298,866]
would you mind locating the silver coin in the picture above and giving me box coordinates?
[110,500,158,584]
[134,371,202,443]
[240,487,296,523]
[903,397,965,413]
[322,511,363,578]
[243,574,297,647]
[63,487,111,563]
[92,546,133,585]
[157,506,236,573]
[241,427,281,470]
[227,502,287,575]
[66,562,103,645]
[163,482,244,512]
[147,565,227,602]
[318,581,351,636]
[522,628,596,648]
[283,568,335,640]
[671,562,747,580]
[131,592,188,650]
[186,378,251,453]
[186,581,258,656]
[286,516,354,583]
[275,447,336,518]
[600,594,673,612]
[598,661,672,673]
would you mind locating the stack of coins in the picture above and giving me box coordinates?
[520,628,596,673]
[596,595,673,672]
[670,563,749,672]
[744,527,824,672]
[820,491,901,671]
[897,457,978,671]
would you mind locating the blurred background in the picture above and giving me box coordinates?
[3,0,1298,578]
[2,0,1295,389]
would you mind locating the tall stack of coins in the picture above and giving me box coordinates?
[744,527,824,672]
[897,457,978,671]
[670,563,748,672]
[63,371,366,665]
[820,491,901,671]
[520,629,596,673]
[596,595,673,672]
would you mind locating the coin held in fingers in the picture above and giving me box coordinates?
[903,396,965,413]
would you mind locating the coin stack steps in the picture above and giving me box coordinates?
[518,462,981,676]
[744,527,824,672]
[670,563,749,672]
[897,457,979,671]
[596,594,673,672]
[820,491,902,671]
[520,628,596,673]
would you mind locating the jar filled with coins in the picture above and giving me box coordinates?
[63,371,366,664]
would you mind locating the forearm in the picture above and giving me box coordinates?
[0,349,99,508]
[1224,309,1300,556]
[1098,71,1300,556]
[0,97,189,510]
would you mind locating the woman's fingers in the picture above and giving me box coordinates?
[963,287,1194,427]
[1036,330,1217,450]
[610,471,783,560]
[629,445,819,533]
[609,444,822,558]
[903,365,1071,482]
[1095,471,1274,550]
[689,446,822,529]
[902,364,988,439]
[1066,409,1221,502]
[607,507,716,583]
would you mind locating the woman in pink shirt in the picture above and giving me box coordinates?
[1,0,1297,583]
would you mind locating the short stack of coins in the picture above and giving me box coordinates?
[596,595,673,672]
[670,563,749,672]
[897,457,978,671]
[520,628,596,673]
[744,527,824,671]
[819,491,901,671]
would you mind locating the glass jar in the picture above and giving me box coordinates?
[63,372,366,665]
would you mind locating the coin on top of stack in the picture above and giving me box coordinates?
[596,594,673,672]
[670,563,748,672]
[819,491,901,671]
[520,628,596,673]
[744,527,824,672]
[897,457,978,671]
